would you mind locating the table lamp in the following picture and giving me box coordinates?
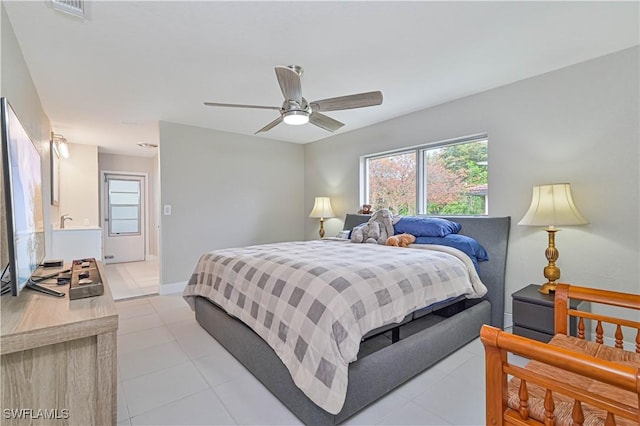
[518,183,588,294]
[309,197,335,238]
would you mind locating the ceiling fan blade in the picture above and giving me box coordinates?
[309,112,344,132]
[255,116,283,134]
[275,66,302,104]
[310,91,383,112]
[204,102,280,110]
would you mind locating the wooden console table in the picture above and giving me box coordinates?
[1,262,118,425]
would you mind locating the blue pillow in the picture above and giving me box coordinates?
[414,234,489,263]
[394,217,462,237]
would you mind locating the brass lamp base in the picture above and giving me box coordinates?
[538,282,557,294]
[538,227,560,294]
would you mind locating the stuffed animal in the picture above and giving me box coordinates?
[350,208,397,244]
[357,204,372,214]
[386,233,416,248]
[351,221,381,244]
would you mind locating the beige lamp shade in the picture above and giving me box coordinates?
[518,183,588,227]
[308,197,335,219]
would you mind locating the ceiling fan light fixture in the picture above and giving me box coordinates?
[283,110,310,126]
[204,65,383,133]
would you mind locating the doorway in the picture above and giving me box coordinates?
[99,160,159,300]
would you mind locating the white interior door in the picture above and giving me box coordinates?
[103,174,145,264]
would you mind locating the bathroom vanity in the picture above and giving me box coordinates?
[51,227,103,261]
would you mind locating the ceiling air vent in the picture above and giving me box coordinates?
[51,0,85,18]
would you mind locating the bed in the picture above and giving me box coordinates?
[481,284,640,425]
[184,215,510,425]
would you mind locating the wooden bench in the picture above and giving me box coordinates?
[481,284,640,425]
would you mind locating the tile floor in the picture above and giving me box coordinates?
[116,294,528,426]
[106,259,160,300]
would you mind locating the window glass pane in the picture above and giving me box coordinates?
[109,179,140,205]
[110,192,140,205]
[424,140,487,215]
[367,151,416,215]
[110,206,139,220]
[109,180,139,193]
[111,219,139,234]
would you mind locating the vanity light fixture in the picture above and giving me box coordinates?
[52,133,70,159]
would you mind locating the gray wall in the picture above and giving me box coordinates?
[1,4,55,258]
[159,122,305,286]
[304,47,640,315]
[99,152,160,257]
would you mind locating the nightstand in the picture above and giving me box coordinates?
[512,284,590,343]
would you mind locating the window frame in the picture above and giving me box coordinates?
[361,133,488,216]
[107,177,142,237]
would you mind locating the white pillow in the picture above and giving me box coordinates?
[335,230,350,239]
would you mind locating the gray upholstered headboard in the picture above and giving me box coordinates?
[342,214,510,328]
[343,213,373,233]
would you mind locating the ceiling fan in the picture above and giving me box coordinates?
[204,65,383,134]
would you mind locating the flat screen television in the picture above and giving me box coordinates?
[0,97,60,296]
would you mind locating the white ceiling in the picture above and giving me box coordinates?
[4,1,639,158]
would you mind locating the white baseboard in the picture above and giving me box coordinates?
[146,254,158,261]
[503,313,513,329]
[159,281,187,295]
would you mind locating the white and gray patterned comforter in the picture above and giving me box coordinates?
[183,240,487,414]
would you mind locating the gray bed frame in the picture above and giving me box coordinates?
[194,216,510,425]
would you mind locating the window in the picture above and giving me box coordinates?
[107,178,141,236]
[366,151,417,215]
[364,136,487,215]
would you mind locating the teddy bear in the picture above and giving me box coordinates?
[386,233,416,248]
[357,204,372,214]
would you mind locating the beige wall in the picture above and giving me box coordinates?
[304,47,640,320]
[159,122,305,287]
[98,153,159,257]
[1,4,55,258]
[58,143,99,228]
